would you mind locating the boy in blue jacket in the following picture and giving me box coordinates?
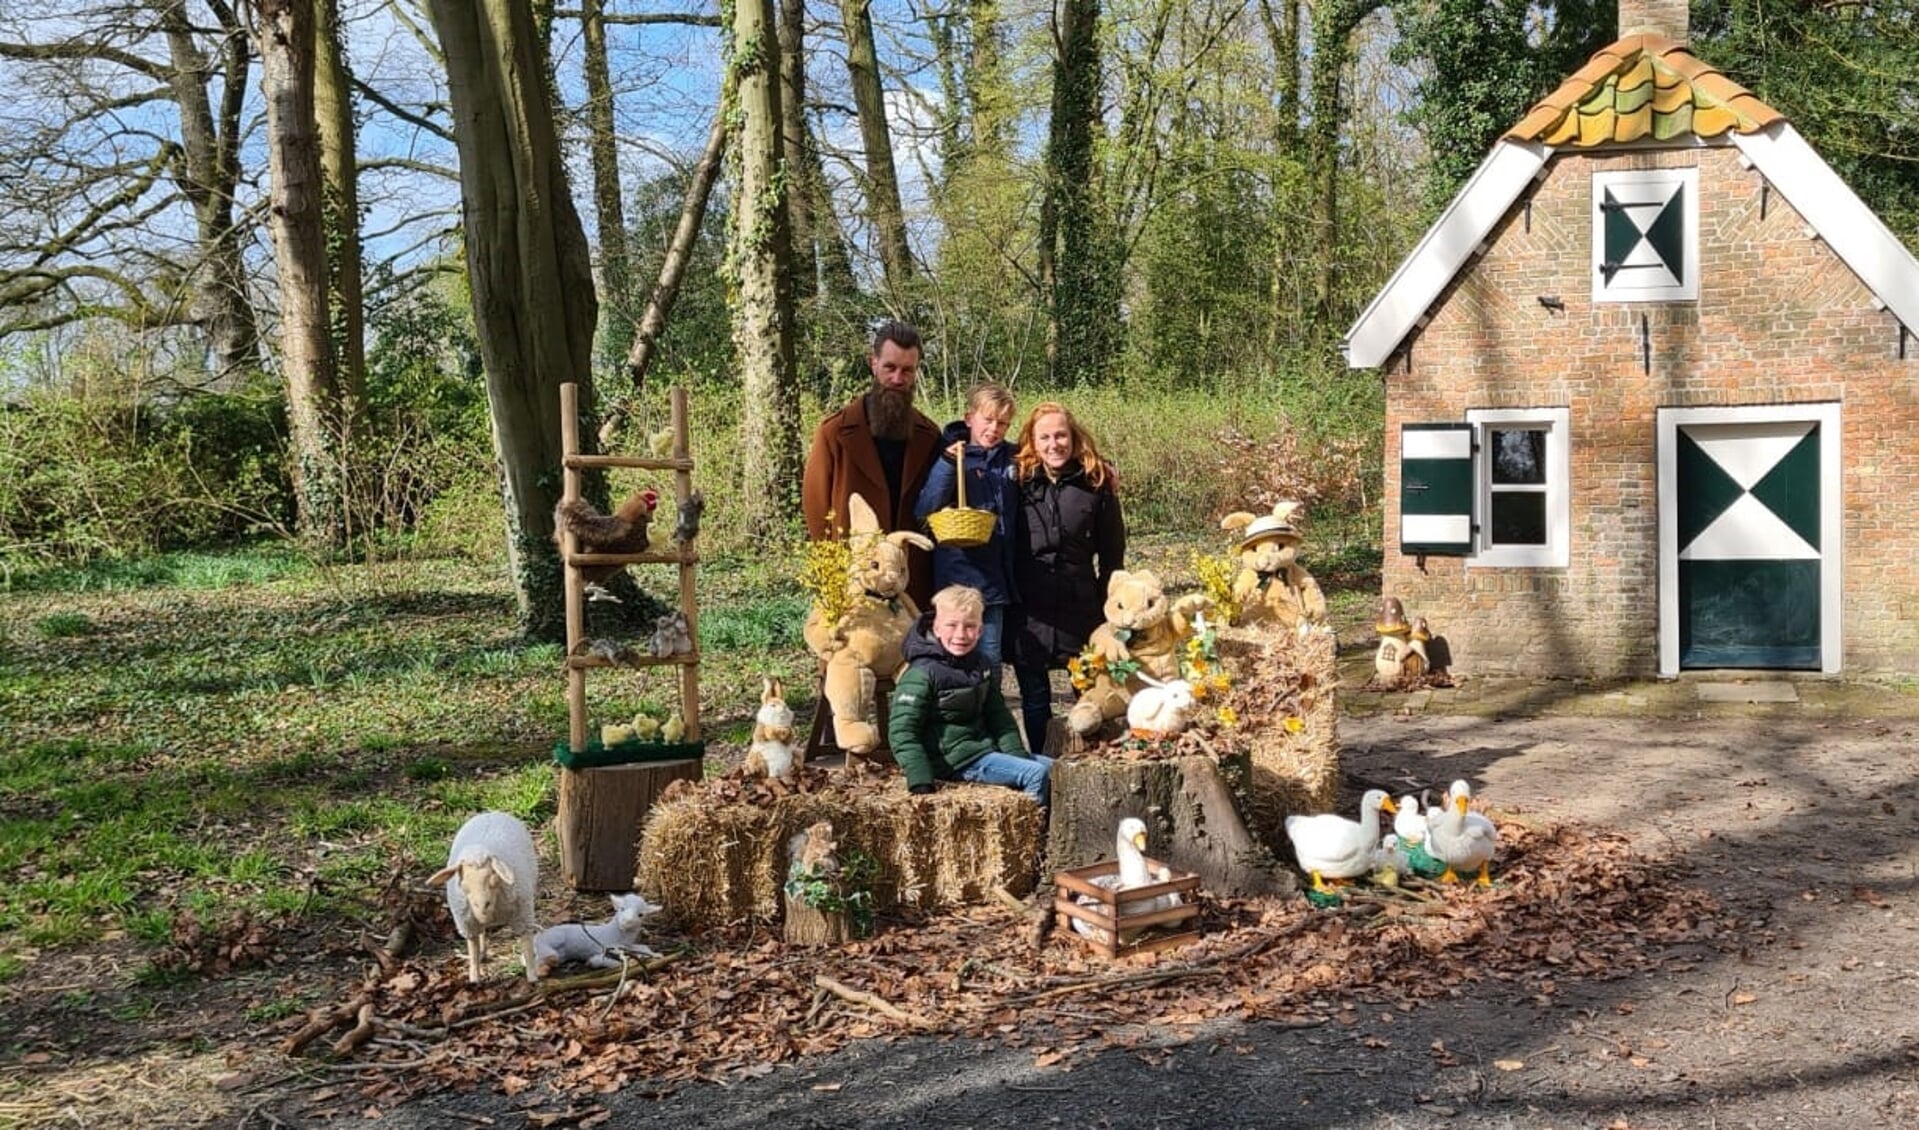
[889,585,1053,806]
[914,384,1019,671]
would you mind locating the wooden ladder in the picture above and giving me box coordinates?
[555,382,702,890]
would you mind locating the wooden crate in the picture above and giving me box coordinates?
[1053,857,1202,960]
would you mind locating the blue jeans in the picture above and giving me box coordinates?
[958,751,1055,807]
[1013,662,1054,752]
[977,605,1005,670]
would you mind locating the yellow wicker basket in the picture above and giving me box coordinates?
[926,446,996,548]
[930,506,995,547]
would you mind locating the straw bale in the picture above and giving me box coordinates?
[635,778,1042,932]
[1219,625,1342,842]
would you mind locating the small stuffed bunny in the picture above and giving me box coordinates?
[1126,673,1197,738]
[743,677,799,780]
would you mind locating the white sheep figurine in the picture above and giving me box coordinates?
[427,810,541,984]
[531,892,662,978]
[1126,674,1198,738]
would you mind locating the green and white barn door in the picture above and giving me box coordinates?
[1658,405,1841,675]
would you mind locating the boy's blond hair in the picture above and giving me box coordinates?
[931,584,987,620]
[966,383,1015,421]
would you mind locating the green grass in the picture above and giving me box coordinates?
[0,381,1387,972]
[5,546,310,594]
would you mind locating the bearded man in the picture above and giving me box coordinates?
[802,320,942,609]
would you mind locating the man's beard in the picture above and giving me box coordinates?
[868,382,913,439]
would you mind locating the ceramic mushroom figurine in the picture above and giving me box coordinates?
[1373,597,1428,688]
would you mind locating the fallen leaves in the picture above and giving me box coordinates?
[284,817,1732,1111]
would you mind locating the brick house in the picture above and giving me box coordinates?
[1343,0,1919,679]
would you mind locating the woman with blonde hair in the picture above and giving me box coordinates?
[1006,401,1125,747]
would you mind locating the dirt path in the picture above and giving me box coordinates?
[237,699,1919,1130]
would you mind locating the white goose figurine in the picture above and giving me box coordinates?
[1071,816,1181,945]
[1425,779,1499,887]
[1393,793,1427,847]
[1285,789,1397,893]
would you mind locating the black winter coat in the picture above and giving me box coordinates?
[1008,464,1125,668]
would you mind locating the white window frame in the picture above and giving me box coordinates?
[1592,167,1698,303]
[1468,407,1570,568]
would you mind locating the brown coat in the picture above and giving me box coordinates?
[802,394,941,608]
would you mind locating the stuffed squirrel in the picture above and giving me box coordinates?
[1066,569,1209,735]
[555,489,658,587]
[801,493,932,755]
[1218,500,1327,631]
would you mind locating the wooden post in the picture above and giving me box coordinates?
[558,759,702,891]
[560,382,586,752]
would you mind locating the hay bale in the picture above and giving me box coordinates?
[1219,625,1341,842]
[635,779,1042,932]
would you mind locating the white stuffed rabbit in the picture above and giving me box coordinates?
[742,677,798,780]
[1126,673,1197,738]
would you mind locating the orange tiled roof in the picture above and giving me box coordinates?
[1504,34,1782,146]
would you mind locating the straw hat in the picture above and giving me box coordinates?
[1237,500,1306,551]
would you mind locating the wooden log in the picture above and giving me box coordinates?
[1045,753,1295,899]
[558,758,702,891]
[783,895,851,946]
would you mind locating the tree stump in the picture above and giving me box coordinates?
[1046,753,1295,898]
[558,758,702,891]
[782,896,852,946]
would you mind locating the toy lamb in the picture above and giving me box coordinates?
[531,893,662,978]
[427,810,541,984]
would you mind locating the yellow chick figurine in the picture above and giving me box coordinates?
[648,427,675,458]
[630,712,661,741]
[661,711,687,743]
[601,722,635,746]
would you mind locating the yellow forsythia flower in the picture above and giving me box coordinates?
[1217,706,1239,727]
[1283,716,1306,734]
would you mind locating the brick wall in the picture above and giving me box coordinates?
[1382,145,1919,678]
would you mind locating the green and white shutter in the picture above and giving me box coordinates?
[1400,423,1474,555]
[1593,168,1697,303]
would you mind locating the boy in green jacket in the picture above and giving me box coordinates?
[889,585,1054,806]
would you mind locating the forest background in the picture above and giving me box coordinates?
[1,0,1915,628]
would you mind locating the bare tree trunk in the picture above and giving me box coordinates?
[728,0,801,537]
[625,117,727,390]
[1308,0,1380,332]
[1045,0,1117,384]
[259,0,346,544]
[315,0,364,407]
[839,0,913,307]
[428,0,600,640]
[582,0,633,368]
[163,0,259,378]
[1258,0,1303,353]
[777,0,819,304]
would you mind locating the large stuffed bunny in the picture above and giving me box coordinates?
[1218,500,1326,631]
[802,494,933,754]
[1066,569,1208,736]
